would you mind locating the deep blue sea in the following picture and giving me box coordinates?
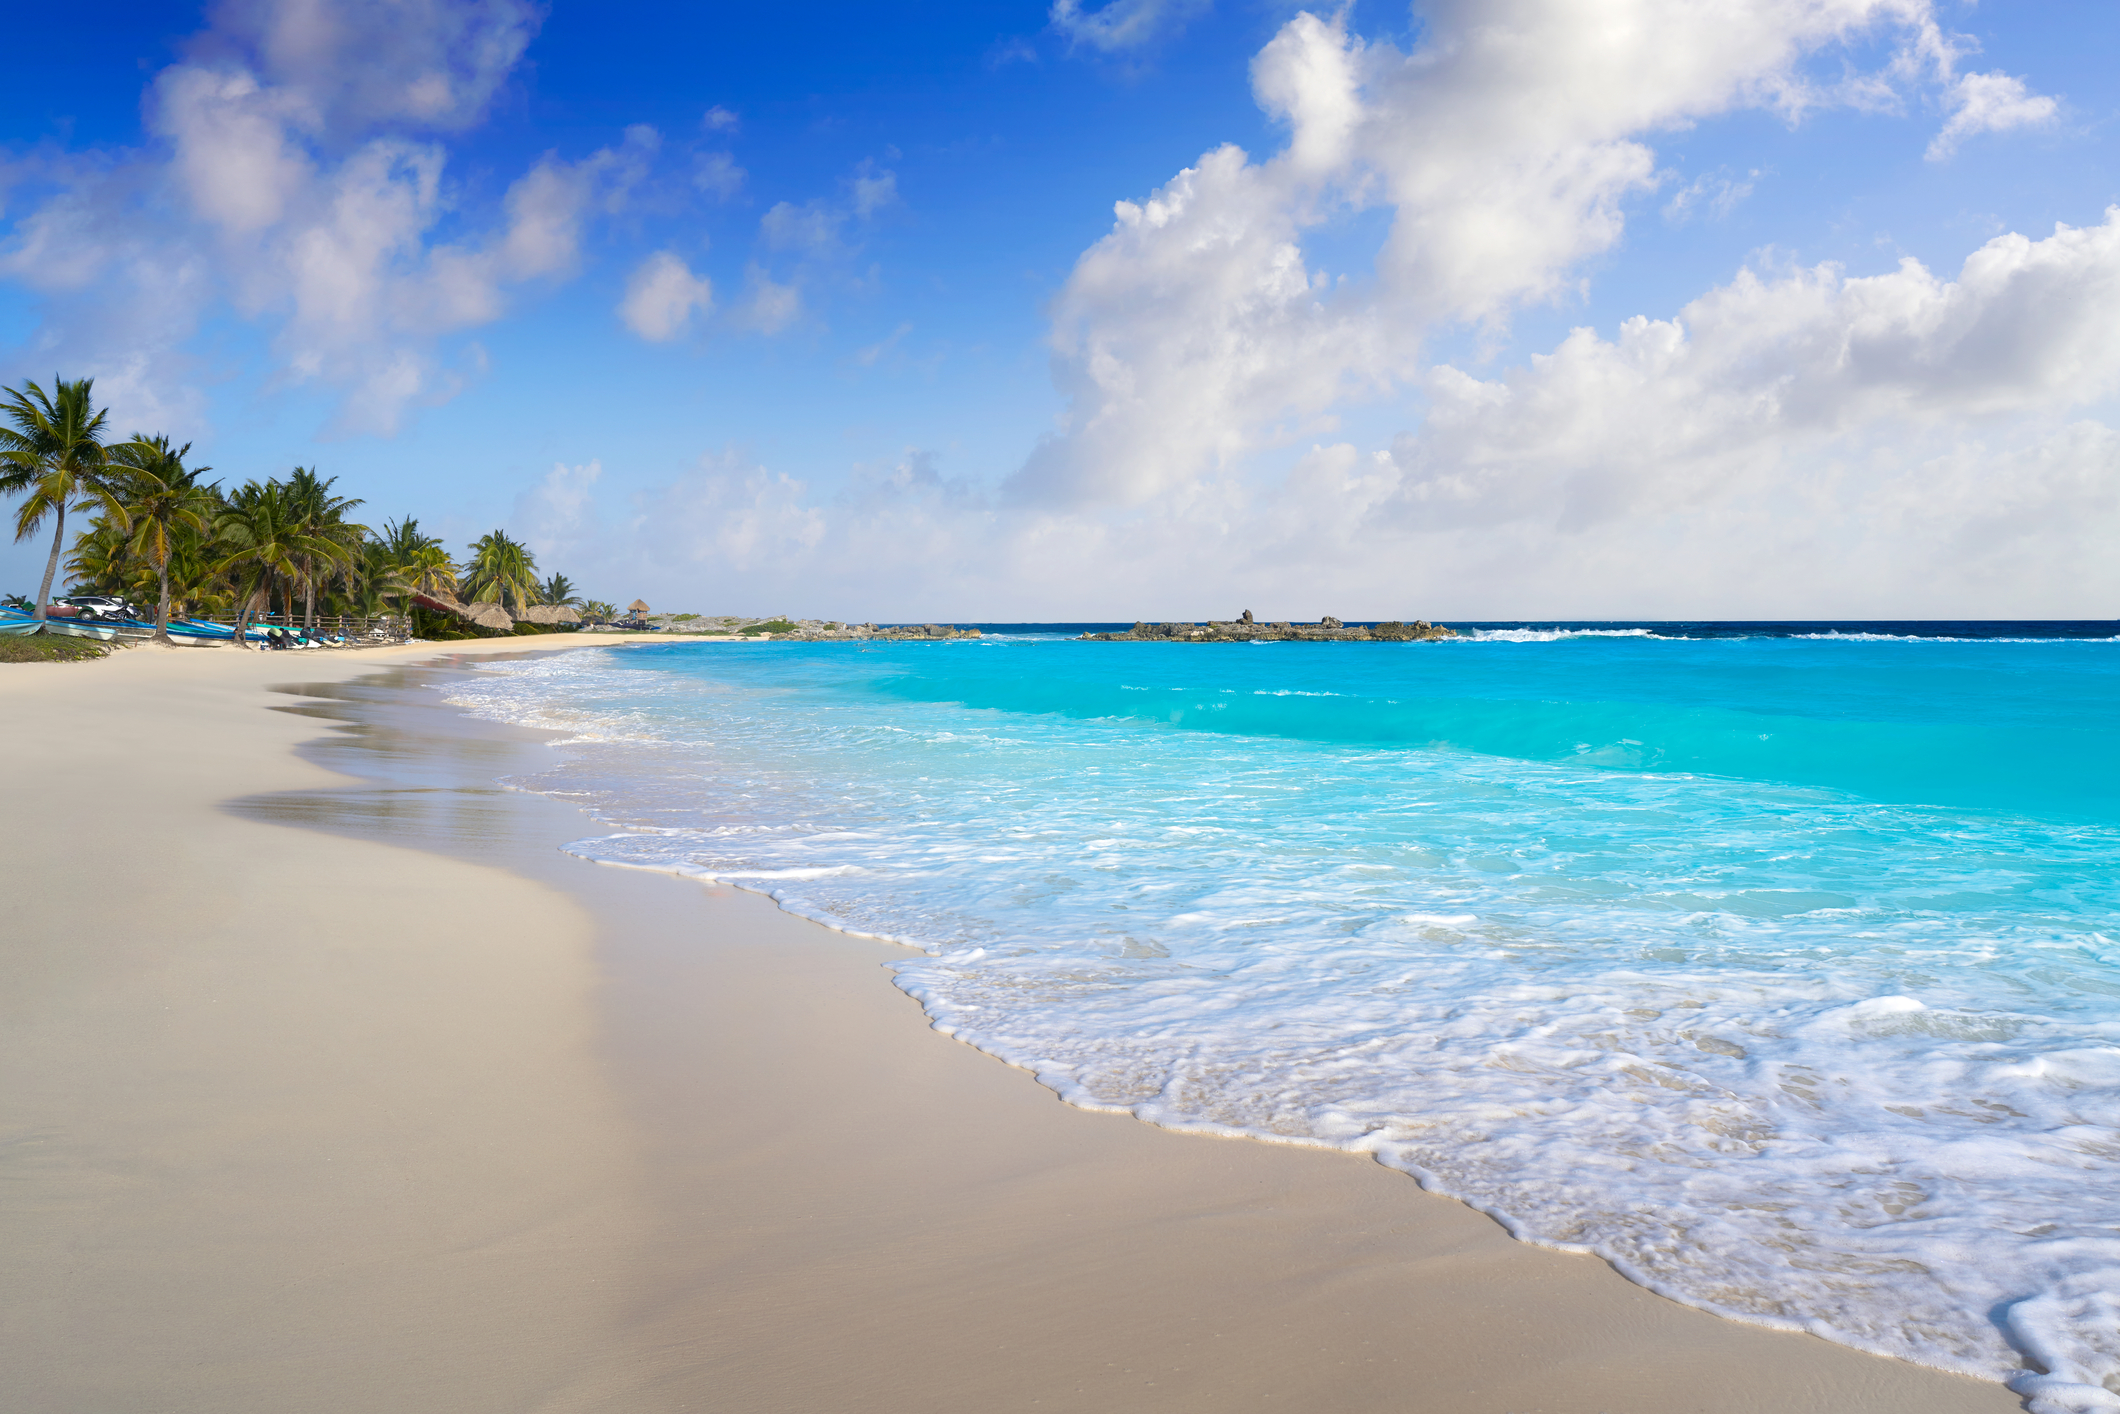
[449,623,2120,1410]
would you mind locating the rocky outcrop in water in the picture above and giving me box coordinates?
[872,623,980,639]
[614,615,982,640]
[780,621,981,640]
[1080,615,1453,643]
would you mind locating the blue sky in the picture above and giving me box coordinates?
[3,0,2117,618]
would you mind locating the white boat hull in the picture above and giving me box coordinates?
[38,618,119,641]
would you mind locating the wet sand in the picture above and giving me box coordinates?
[0,641,2024,1412]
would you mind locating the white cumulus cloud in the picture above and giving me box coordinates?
[514,459,605,567]
[1663,169,1760,223]
[695,151,745,200]
[588,2,2107,621]
[1928,70,2060,160]
[1011,2,2077,512]
[1383,210,2120,531]
[1050,0,1213,54]
[735,264,802,334]
[0,0,654,438]
[619,251,714,342]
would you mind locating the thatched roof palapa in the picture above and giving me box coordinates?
[629,599,651,613]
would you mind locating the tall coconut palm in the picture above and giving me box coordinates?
[0,377,127,619]
[356,537,412,606]
[404,542,457,596]
[63,517,139,598]
[537,572,581,608]
[374,516,456,600]
[460,529,540,615]
[377,516,429,562]
[283,466,368,630]
[109,436,218,644]
[215,482,345,650]
[162,518,233,619]
[341,573,398,625]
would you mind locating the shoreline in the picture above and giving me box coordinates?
[2,638,2022,1412]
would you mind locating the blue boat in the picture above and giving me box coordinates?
[38,617,126,641]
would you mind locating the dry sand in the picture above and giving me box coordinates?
[0,640,2025,1413]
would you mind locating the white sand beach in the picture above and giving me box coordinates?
[0,640,2023,1413]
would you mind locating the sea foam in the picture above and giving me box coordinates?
[445,631,2120,1412]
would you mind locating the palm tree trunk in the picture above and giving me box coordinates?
[154,555,173,646]
[33,505,65,620]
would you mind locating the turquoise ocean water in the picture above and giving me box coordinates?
[448,624,2120,1411]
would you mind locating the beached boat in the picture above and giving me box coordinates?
[37,617,120,641]
[40,616,155,642]
[0,615,42,637]
[170,619,276,645]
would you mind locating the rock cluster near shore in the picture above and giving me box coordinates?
[786,622,982,640]
[602,614,980,640]
[866,623,981,639]
[1081,610,1453,643]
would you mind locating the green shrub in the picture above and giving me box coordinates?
[0,632,111,662]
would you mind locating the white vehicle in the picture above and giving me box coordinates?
[59,595,143,621]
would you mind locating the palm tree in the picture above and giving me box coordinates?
[214,482,343,650]
[0,377,128,619]
[405,543,457,595]
[537,572,581,608]
[63,517,138,598]
[580,599,617,625]
[162,524,231,619]
[460,530,540,615]
[356,537,412,607]
[377,516,429,562]
[283,466,368,630]
[109,436,218,644]
[341,574,397,625]
[376,516,456,599]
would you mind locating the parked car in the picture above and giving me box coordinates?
[60,595,143,621]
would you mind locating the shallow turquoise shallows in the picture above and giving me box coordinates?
[449,627,2120,1407]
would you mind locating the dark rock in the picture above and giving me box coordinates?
[1076,611,1450,644]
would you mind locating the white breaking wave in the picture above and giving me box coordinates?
[1455,627,1669,643]
[440,645,2120,1414]
[1795,632,2119,644]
